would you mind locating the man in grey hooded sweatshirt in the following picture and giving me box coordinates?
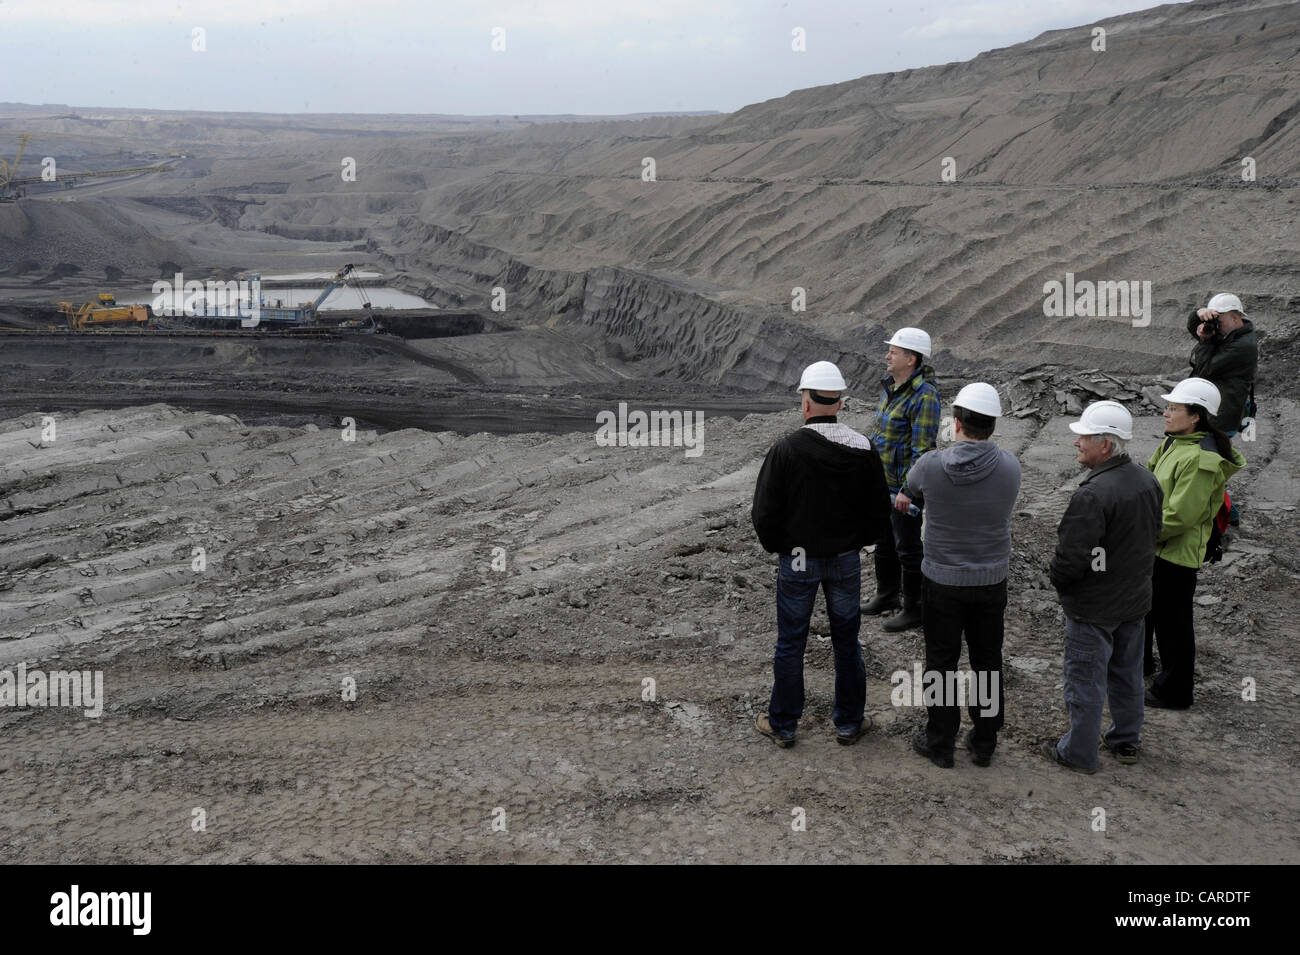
[895,383,1022,768]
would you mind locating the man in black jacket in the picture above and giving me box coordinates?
[752,361,891,747]
[1043,401,1163,773]
[1188,292,1257,524]
[1188,292,1257,434]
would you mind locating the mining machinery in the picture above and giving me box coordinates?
[58,294,151,331]
[0,132,173,200]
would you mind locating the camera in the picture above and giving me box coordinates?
[1202,316,1221,336]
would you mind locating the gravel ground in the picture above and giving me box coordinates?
[1,380,1295,863]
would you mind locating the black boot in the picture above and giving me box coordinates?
[862,566,901,616]
[883,571,923,632]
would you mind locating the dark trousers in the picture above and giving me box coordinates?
[1144,556,1198,707]
[769,552,866,735]
[921,576,1007,755]
[874,497,924,586]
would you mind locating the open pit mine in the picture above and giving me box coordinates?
[1,0,1298,864]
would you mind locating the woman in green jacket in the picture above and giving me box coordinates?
[1144,377,1246,709]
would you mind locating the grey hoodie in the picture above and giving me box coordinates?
[904,440,1022,587]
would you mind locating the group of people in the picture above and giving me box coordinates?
[750,293,1257,771]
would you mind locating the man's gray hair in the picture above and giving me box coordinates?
[1091,433,1128,455]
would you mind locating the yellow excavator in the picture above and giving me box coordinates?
[57,293,150,331]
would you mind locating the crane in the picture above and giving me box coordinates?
[0,132,174,200]
[0,134,32,200]
[308,263,356,312]
[232,263,375,326]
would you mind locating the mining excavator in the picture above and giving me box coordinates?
[0,134,32,200]
[58,294,151,331]
[1,132,174,201]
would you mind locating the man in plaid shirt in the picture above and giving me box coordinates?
[863,327,941,631]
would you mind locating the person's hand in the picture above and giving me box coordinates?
[894,492,912,513]
[1196,308,1219,339]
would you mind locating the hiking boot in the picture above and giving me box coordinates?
[883,602,922,632]
[862,564,901,615]
[756,714,795,748]
[1100,738,1139,765]
[965,729,993,767]
[883,572,924,632]
[836,714,873,746]
[861,588,900,615]
[1040,740,1096,774]
[911,729,954,768]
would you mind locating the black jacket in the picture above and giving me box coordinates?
[1186,310,1258,431]
[1050,454,1164,624]
[752,425,890,557]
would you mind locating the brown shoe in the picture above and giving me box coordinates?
[756,714,795,748]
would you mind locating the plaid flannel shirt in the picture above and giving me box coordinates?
[870,365,940,493]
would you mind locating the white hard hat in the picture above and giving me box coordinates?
[952,382,1002,418]
[884,327,932,358]
[1206,292,1246,316]
[1069,400,1133,440]
[1161,377,1221,416]
[796,360,848,393]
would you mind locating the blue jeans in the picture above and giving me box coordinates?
[1057,615,1145,770]
[768,551,866,736]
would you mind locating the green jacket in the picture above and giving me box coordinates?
[870,364,940,492]
[1147,432,1245,569]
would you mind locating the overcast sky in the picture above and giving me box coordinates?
[3,0,1167,115]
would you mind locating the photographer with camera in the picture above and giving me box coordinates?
[1188,293,1257,432]
[1187,292,1256,525]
